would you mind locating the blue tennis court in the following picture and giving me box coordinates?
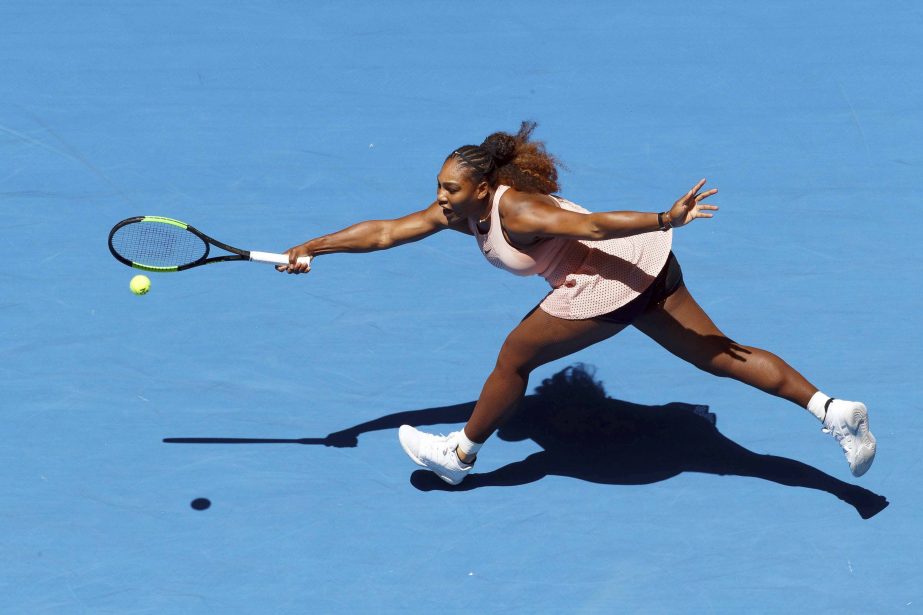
[2,1,920,612]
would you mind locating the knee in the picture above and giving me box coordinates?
[495,339,538,378]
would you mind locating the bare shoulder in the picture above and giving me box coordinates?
[498,188,591,239]
[497,188,561,224]
[499,187,559,209]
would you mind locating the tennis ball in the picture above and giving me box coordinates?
[130,274,151,295]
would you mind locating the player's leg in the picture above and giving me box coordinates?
[399,306,627,484]
[463,306,628,444]
[632,282,875,476]
[632,284,816,406]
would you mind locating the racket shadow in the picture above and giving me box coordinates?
[163,365,888,519]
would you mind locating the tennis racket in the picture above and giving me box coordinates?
[108,216,311,272]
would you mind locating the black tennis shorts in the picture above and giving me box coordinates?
[593,251,684,325]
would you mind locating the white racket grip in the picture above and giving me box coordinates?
[249,251,313,267]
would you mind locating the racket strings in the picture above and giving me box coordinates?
[111,222,207,268]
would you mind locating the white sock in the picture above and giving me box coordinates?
[807,391,832,423]
[455,428,482,463]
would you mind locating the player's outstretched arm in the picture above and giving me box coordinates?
[503,179,719,241]
[277,202,458,273]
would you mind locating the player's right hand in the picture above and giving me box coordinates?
[276,243,313,274]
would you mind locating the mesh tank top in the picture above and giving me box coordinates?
[468,185,673,319]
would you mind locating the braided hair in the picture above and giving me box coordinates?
[448,121,561,194]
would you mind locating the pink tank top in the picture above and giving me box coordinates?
[469,185,673,320]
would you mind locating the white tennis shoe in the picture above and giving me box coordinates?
[822,400,876,477]
[398,426,472,485]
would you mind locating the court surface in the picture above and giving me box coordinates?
[2,1,921,612]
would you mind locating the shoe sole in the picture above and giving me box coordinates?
[849,404,876,477]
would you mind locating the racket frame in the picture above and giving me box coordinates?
[108,216,311,272]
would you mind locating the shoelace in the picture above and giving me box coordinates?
[434,434,451,456]
[421,433,455,458]
[423,432,472,470]
[821,410,848,438]
[823,422,854,456]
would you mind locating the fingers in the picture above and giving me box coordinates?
[277,248,312,274]
[277,263,300,273]
[688,178,707,196]
[694,188,718,202]
[285,262,312,274]
[692,204,719,219]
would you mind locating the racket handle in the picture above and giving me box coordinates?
[249,251,313,267]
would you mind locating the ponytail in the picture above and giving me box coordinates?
[448,121,561,194]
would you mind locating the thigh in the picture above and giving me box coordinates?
[632,283,752,368]
[499,306,629,372]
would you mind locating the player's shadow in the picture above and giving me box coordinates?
[163,364,888,519]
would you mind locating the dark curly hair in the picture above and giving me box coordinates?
[448,121,561,194]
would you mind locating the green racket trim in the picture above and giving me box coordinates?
[141,216,189,229]
[131,263,181,272]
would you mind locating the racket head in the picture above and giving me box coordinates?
[108,216,210,272]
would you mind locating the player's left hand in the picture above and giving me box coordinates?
[667,179,719,228]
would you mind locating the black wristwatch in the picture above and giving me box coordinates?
[657,212,673,231]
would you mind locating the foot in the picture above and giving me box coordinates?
[398,426,472,485]
[822,400,876,477]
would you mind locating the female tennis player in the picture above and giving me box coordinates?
[278,122,876,485]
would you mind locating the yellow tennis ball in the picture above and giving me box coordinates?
[130,274,151,295]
